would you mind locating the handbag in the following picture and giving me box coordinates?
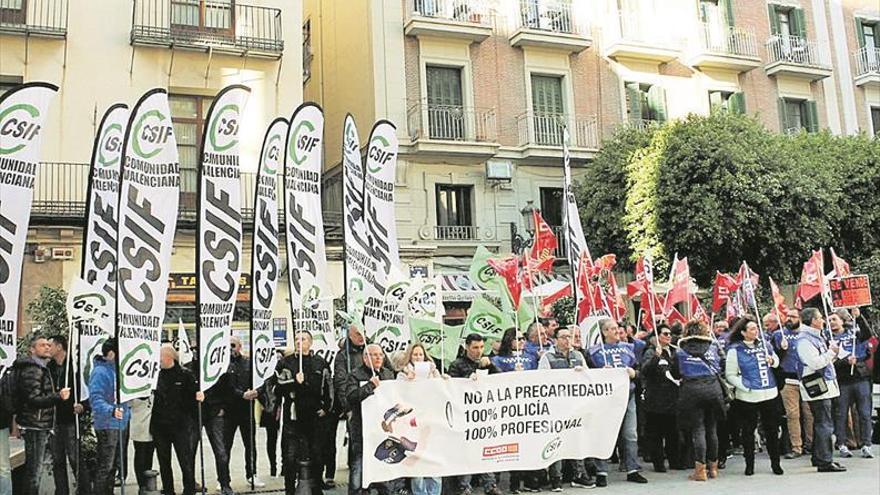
[695,353,734,405]
[801,371,830,399]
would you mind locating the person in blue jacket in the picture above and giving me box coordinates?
[88,338,132,495]
[585,318,647,487]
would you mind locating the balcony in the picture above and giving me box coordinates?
[853,46,880,87]
[28,162,341,239]
[764,35,832,81]
[551,225,566,259]
[418,226,497,250]
[516,112,599,161]
[131,0,283,59]
[0,0,67,37]
[406,102,499,162]
[404,0,492,42]
[603,11,682,63]
[509,0,591,53]
[688,23,761,72]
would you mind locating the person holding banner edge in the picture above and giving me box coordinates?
[829,309,874,459]
[88,338,130,495]
[47,335,90,494]
[225,336,265,488]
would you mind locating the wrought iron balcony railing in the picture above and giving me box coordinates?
[407,103,497,143]
[695,22,759,58]
[0,0,67,37]
[131,0,283,57]
[766,35,829,68]
[408,0,491,26]
[515,0,587,37]
[516,112,599,148]
[853,46,880,77]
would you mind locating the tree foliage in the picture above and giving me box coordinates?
[19,285,68,356]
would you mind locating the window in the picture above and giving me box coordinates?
[0,0,25,25]
[539,188,564,228]
[708,90,745,114]
[169,93,213,201]
[0,75,23,99]
[171,0,233,32]
[625,82,666,125]
[871,107,880,137]
[425,66,464,140]
[769,4,806,39]
[778,97,818,134]
[303,19,312,82]
[531,74,565,145]
[856,20,879,72]
[435,184,473,239]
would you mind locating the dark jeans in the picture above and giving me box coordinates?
[51,421,90,495]
[688,407,719,464]
[284,419,323,494]
[645,411,680,469]
[223,410,255,479]
[94,429,123,495]
[808,399,834,466]
[347,427,364,495]
[22,429,51,495]
[133,441,155,490]
[835,380,873,448]
[735,399,782,462]
[452,473,495,494]
[155,422,196,495]
[203,410,232,488]
[264,421,280,476]
[317,416,338,480]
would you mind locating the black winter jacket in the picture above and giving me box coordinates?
[447,355,500,378]
[344,363,395,445]
[47,357,89,426]
[333,337,365,413]
[641,345,679,414]
[275,353,332,427]
[226,353,253,417]
[15,356,61,430]
[151,363,198,432]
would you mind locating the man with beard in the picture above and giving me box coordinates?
[276,331,332,494]
[772,308,813,458]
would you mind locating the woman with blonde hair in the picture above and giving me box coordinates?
[397,342,441,495]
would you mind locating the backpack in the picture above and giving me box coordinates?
[0,365,21,417]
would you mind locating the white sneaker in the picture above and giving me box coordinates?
[861,446,874,459]
[838,446,853,458]
[215,482,222,492]
[249,476,267,488]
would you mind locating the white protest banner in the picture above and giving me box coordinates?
[341,115,378,323]
[362,368,629,484]
[284,103,334,357]
[363,121,408,353]
[562,127,592,327]
[67,277,114,400]
[250,117,286,390]
[0,82,57,377]
[174,319,193,365]
[116,88,180,402]
[197,84,250,392]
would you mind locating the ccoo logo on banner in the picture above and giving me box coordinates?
[0,82,57,377]
[116,88,180,402]
[198,85,250,392]
[251,117,287,390]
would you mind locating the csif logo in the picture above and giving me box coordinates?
[541,437,563,460]
[263,133,282,175]
[120,343,156,394]
[203,331,228,384]
[477,264,497,286]
[473,312,502,332]
[417,328,442,346]
[344,121,358,152]
[253,333,274,379]
[208,104,240,152]
[132,109,172,160]
[367,135,394,173]
[98,123,124,167]
[289,119,320,166]
[0,103,41,155]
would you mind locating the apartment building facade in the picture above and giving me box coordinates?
[2,0,304,338]
[304,0,878,318]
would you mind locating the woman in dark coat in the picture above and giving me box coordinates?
[641,324,681,472]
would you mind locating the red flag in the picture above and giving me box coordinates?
[541,283,571,310]
[604,270,627,322]
[627,256,650,298]
[830,248,850,277]
[663,256,689,313]
[528,210,558,273]
[769,277,789,318]
[711,271,739,313]
[576,254,605,320]
[666,306,688,326]
[795,250,824,307]
[488,256,522,309]
[690,294,710,324]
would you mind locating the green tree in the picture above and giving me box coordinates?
[18,285,68,356]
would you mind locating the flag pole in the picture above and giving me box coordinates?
[742,261,769,354]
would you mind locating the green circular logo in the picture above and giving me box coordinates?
[289,120,317,166]
[132,109,168,159]
[202,332,226,384]
[0,103,40,155]
[367,135,390,174]
[120,343,154,395]
[262,134,282,175]
[253,333,272,379]
[208,103,239,152]
[98,123,123,167]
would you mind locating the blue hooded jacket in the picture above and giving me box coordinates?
[88,356,131,430]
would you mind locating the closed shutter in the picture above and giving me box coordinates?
[721,0,735,27]
[531,75,564,145]
[426,66,464,140]
[625,82,642,123]
[647,85,667,123]
[804,101,819,133]
[777,97,787,132]
[856,19,866,48]
[793,8,807,39]
[768,4,780,35]
[729,92,746,114]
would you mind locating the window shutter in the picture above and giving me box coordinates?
[730,92,746,114]
[805,101,819,132]
[647,85,667,123]
[793,8,807,39]
[855,20,866,48]
[721,0,735,27]
[768,4,780,35]
[777,97,787,132]
[625,82,642,122]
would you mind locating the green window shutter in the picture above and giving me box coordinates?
[721,0,735,27]
[768,4,780,35]
[777,97,788,132]
[426,66,463,107]
[647,85,667,123]
[532,75,564,115]
[855,20,866,48]
[730,92,746,114]
[625,82,642,122]
[793,8,807,39]
[804,101,819,132]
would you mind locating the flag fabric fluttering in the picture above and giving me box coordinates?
[830,248,851,278]
[711,271,739,314]
[769,277,789,319]
[795,249,824,308]
[663,256,690,314]
[689,294,710,324]
[488,256,522,309]
[528,210,558,273]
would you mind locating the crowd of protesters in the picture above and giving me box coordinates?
[0,304,877,495]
